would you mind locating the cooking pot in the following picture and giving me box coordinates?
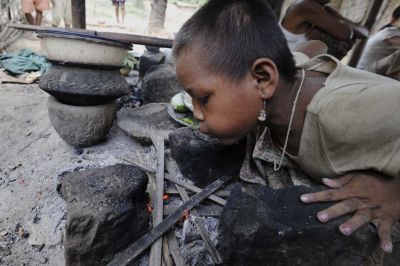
[38,30,132,67]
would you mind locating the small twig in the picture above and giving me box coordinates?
[17,126,52,154]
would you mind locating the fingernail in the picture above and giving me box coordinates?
[300,195,309,202]
[382,242,393,253]
[322,178,331,184]
[340,225,351,235]
[318,212,328,222]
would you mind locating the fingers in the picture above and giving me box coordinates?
[301,187,349,203]
[322,174,353,188]
[338,209,372,235]
[316,198,367,223]
[373,219,394,253]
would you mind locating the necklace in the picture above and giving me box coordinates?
[271,68,306,171]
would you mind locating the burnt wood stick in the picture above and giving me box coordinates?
[107,176,231,266]
[120,157,226,206]
[166,230,187,266]
[8,23,174,48]
[165,175,226,206]
[150,137,165,266]
[164,187,230,198]
[163,205,222,217]
[176,185,223,264]
[162,237,173,266]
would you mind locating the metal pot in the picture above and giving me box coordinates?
[39,30,132,67]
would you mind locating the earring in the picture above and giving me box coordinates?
[258,100,267,122]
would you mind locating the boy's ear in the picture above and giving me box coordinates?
[251,58,279,99]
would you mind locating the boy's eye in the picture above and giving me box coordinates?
[198,95,209,105]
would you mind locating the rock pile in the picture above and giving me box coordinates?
[38,31,131,147]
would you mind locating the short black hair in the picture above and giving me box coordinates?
[173,0,296,82]
[393,5,400,20]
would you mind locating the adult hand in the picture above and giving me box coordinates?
[300,172,400,253]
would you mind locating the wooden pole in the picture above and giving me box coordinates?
[8,23,174,48]
[347,0,384,67]
[71,0,86,29]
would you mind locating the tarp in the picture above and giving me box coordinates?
[0,48,50,75]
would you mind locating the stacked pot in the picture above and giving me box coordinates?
[38,31,131,147]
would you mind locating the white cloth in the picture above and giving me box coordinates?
[280,25,307,50]
[357,27,400,70]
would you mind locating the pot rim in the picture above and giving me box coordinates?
[48,59,124,69]
[38,30,132,50]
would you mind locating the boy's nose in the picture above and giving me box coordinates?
[193,107,204,121]
[192,102,205,121]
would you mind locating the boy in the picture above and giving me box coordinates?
[173,0,400,254]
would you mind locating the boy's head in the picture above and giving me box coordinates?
[173,0,296,145]
[173,0,296,83]
[392,5,400,20]
[392,5,400,26]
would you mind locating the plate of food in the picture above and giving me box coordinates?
[168,92,199,128]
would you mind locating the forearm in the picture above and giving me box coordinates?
[324,6,368,39]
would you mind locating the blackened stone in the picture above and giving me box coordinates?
[218,184,378,266]
[60,164,150,266]
[169,127,246,187]
[138,49,166,78]
[117,103,182,144]
[47,97,116,147]
[39,65,129,106]
[141,64,183,104]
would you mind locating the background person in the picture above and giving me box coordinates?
[50,0,72,28]
[21,0,50,26]
[379,5,400,31]
[112,0,126,25]
[357,5,400,80]
[280,0,368,59]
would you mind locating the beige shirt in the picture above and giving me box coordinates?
[243,53,400,183]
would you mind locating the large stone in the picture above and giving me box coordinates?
[138,48,166,78]
[60,164,150,266]
[39,65,129,106]
[217,184,378,266]
[48,96,116,147]
[169,127,246,187]
[117,103,182,144]
[141,64,183,104]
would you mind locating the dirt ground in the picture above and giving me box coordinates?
[0,2,196,263]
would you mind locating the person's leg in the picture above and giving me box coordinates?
[121,2,125,25]
[25,13,35,24]
[114,4,119,24]
[21,0,35,24]
[64,0,72,28]
[35,10,43,25]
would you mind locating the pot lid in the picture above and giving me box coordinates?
[38,30,132,50]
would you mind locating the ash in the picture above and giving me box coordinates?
[175,216,219,266]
